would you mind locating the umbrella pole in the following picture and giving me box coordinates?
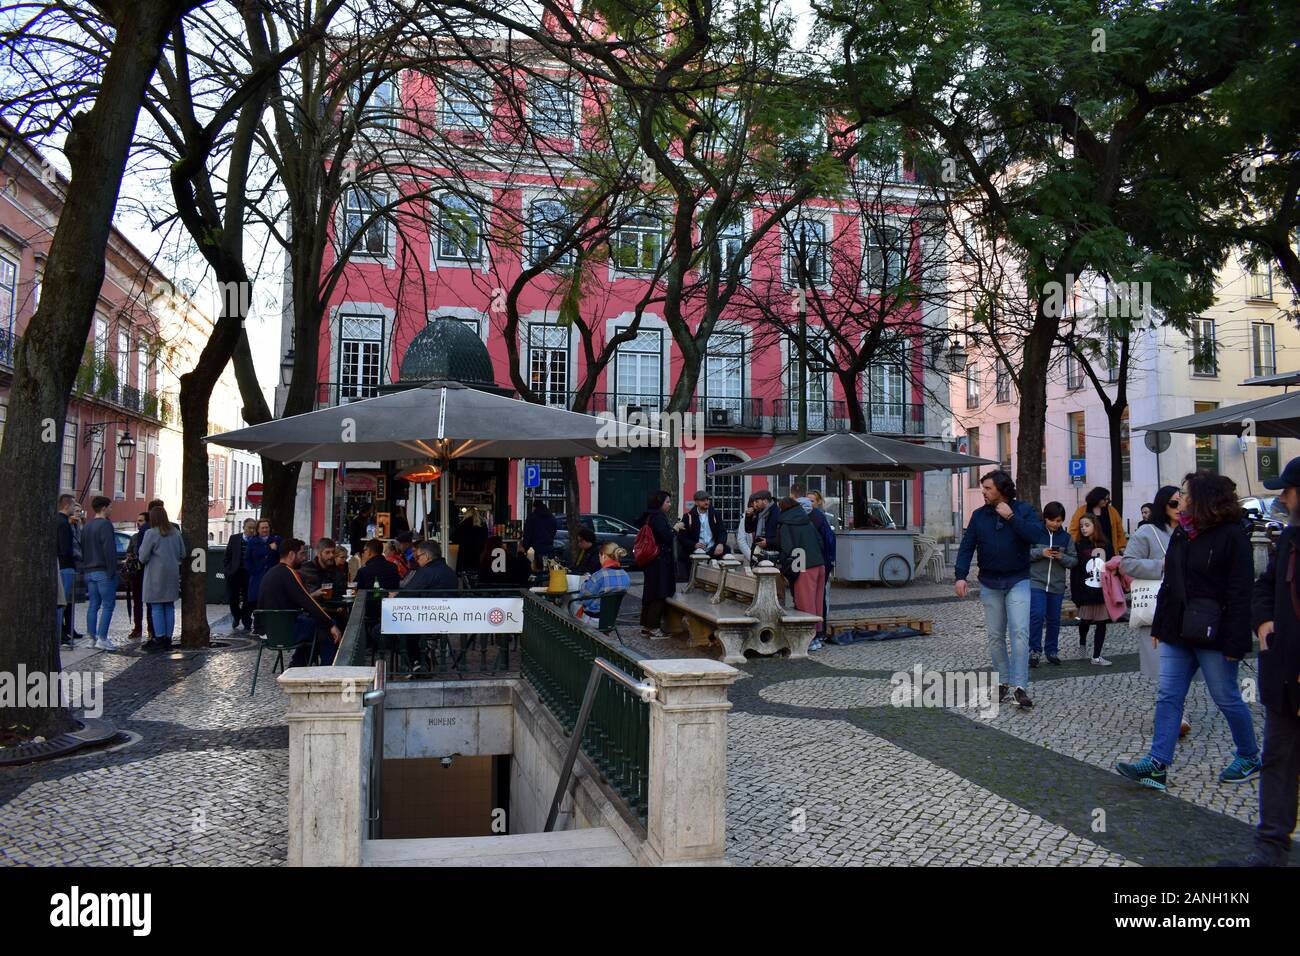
[440,460,450,556]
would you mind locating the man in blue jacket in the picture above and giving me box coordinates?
[955,470,1043,708]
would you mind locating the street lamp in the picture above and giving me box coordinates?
[945,339,968,373]
[115,427,136,461]
[280,348,296,388]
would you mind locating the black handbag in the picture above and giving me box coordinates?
[1177,534,1222,649]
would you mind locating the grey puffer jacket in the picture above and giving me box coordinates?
[1029,528,1078,594]
[1120,523,1171,584]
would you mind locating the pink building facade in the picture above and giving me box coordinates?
[292,57,952,544]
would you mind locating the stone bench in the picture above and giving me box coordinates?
[662,554,820,664]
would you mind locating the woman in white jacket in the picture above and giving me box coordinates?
[1120,486,1190,736]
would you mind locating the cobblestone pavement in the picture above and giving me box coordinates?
[0,601,290,866]
[2,582,1293,867]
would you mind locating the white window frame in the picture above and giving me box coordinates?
[527,323,570,408]
[529,76,575,138]
[1190,317,1217,377]
[440,71,489,130]
[61,420,78,493]
[613,208,664,275]
[1251,322,1276,377]
[0,253,15,337]
[703,330,745,423]
[349,72,400,129]
[528,199,574,267]
[615,326,664,408]
[786,217,828,286]
[436,193,484,263]
[341,187,390,260]
[701,207,747,280]
[863,222,905,288]
[337,313,385,402]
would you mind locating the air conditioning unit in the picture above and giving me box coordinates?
[620,403,647,419]
[708,407,732,427]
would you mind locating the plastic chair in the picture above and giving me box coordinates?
[251,609,315,695]
[569,591,627,645]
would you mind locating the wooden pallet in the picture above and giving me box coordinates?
[826,615,933,636]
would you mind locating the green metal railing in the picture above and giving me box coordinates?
[335,593,369,666]
[520,592,650,824]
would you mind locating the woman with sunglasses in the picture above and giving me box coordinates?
[1116,472,1259,791]
[1120,486,1192,738]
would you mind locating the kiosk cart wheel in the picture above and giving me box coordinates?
[880,554,911,588]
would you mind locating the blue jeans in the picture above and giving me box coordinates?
[85,570,117,640]
[979,577,1031,689]
[59,568,76,636]
[1150,641,1258,766]
[149,602,176,643]
[1029,589,1064,656]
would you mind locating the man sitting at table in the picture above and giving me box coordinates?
[403,540,458,591]
[399,540,457,672]
[258,537,342,667]
[355,538,401,650]
[298,537,348,598]
[571,543,630,628]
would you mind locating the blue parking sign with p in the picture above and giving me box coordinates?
[1069,458,1086,483]
[524,463,541,488]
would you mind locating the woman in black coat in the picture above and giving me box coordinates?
[1116,472,1260,791]
[636,489,676,637]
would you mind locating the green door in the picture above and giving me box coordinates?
[598,448,661,524]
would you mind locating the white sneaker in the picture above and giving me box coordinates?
[95,638,114,651]
[1091,656,1112,666]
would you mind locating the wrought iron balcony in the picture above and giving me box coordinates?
[865,401,926,436]
[0,328,15,368]
[687,395,765,431]
[771,398,849,434]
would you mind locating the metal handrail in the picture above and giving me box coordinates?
[544,657,656,832]
[363,659,386,840]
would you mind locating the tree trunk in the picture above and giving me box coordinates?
[1014,304,1059,509]
[1108,402,1127,517]
[561,457,582,563]
[179,376,213,648]
[261,459,302,537]
[0,0,189,739]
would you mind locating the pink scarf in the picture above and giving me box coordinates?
[1177,512,1198,539]
[1101,555,1132,622]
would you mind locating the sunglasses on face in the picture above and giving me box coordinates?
[1168,499,1180,508]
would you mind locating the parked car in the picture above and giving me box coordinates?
[551,513,640,568]
[1240,495,1288,534]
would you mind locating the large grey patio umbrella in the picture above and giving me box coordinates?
[206,380,663,552]
[711,431,996,480]
[1136,390,1300,439]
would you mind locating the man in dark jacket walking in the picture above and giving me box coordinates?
[955,470,1043,708]
[1234,458,1300,865]
[224,518,257,630]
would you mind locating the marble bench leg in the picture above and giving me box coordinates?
[781,622,817,660]
[714,624,749,665]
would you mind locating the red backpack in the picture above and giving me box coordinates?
[633,522,659,568]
